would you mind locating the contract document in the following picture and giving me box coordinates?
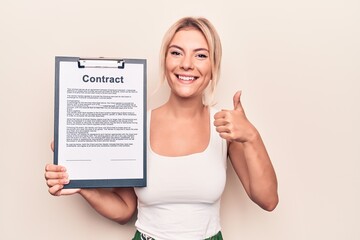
[54,56,146,188]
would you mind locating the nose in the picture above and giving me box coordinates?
[180,55,194,70]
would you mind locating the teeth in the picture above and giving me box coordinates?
[178,75,195,81]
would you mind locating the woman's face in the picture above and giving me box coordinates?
[165,28,212,100]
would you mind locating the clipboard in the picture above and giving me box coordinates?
[54,56,147,188]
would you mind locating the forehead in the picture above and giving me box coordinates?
[169,28,209,49]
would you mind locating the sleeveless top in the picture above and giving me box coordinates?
[134,108,228,240]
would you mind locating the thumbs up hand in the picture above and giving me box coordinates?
[214,91,258,142]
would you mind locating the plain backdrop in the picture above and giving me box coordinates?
[0,0,359,239]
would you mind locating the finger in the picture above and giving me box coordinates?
[46,178,70,187]
[214,110,230,120]
[233,90,243,111]
[50,141,55,152]
[45,164,66,172]
[215,126,230,134]
[48,184,64,196]
[213,118,229,127]
[214,110,233,120]
[45,171,68,180]
[59,188,81,196]
[219,132,233,141]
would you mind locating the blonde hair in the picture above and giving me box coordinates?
[159,17,222,105]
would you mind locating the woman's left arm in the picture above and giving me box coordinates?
[214,91,278,211]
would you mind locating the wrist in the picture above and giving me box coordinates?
[243,127,260,144]
[78,188,92,197]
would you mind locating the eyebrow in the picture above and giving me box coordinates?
[168,44,209,52]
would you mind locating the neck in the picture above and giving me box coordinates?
[164,94,207,118]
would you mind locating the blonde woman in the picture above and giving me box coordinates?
[45,17,278,240]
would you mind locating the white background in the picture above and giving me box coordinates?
[0,0,359,239]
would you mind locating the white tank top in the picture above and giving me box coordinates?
[134,108,228,240]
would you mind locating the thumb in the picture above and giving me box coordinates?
[233,90,243,111]
[51,140,54,152]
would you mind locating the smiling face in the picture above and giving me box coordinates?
[165,28,212,100]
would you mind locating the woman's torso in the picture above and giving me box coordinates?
[134,107,228,240]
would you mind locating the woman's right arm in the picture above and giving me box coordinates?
[79,187,137,224]
[45,164,137,224]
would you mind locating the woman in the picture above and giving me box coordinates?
[45,17,278,240]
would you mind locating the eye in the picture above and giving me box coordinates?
[196,53,208,59]
[170,50,181,56]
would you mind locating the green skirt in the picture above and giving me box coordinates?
[132,230,223,240]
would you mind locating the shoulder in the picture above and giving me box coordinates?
[150,105,167,119]
[148,105,169,130]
